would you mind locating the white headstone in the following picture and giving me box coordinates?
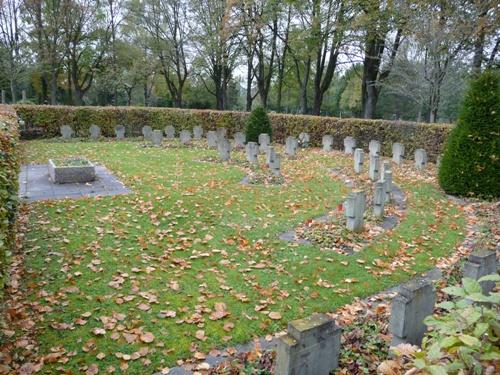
[299,132,310,148]
[234,132,246,149]
[266,146,277,166]
[89,124,101,139]
[392,143,405,164]
[285,136,298,158]
[218,138,231,161]
[115,125,125,139]
[179,129,192,145]
[344,137,356,154]
[258,133,270,153]
[142,125,153,140]
[207,131,218,147]
[354,148,364,173]
[322,135,333,152]
[216,127,227,141]
[415,149,427,169]
[270,153,281,177]
[345,190,365,232]
[193,126,203,140]
[373,181,385,218]
[381,170,393,203]
[165,125,176,139]
[60,125,74,139]
[369,154,380,181]
[245,142,258,164]
[369,140,381,156]
[151,129,163,146]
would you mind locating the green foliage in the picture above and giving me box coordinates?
[0,105,20,293]
[438,70,500,198]
[245,106,272,143]
[389,276,500,375]
[14,104,453,161]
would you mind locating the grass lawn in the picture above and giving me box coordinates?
[19,140,465,373]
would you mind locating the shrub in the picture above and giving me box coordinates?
[14,104,453,161]
[0,105,20,293]
[379,275,500,374]
[245,106,272,143]
[438,70,500,198]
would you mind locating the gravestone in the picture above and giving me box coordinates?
[259,133,270,153]
[369,140,381,156]
[179,129,191,145]
[298,132,310,148]
[381,170,393,203]
[343,137,356,154]
[234,132,246,149]
[354,148,364,174]
[246,142,259,164]
[60,125,74,139]
[266,146,276,166]
[390,277,435,346]
[165,125,176,139]
[142,125,153,140]
[207,131,218,147]
[414,149,427,169]
[1,90,5,104]
[275,313,341,375]
[216,127,227,141]
[218,138,231,161]
[89,124,101,140]
[285,136,298,158]
[369,154,380,181]
[115,125,125,139]
[270,153,281,177]
[345,190,365,232]
[463,250,498,295]
[152,129,163,146]
[373,181,385,218]
[322,135,333,152]
[193,126,203,140]
[392,143,405,164]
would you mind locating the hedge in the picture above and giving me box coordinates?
[0,105,20,294]
[14,104,453,161]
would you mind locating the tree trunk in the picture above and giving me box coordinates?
[50,69,57,105]
[246,55,253,111]
[10,78,17,103]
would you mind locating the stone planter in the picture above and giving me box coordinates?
[48,158,96,184]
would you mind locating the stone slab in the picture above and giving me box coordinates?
[19,164,131,202]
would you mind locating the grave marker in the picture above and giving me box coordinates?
[276,313,341,375]
[165,125,176,139]
[345,190,365,232]
[152,129,163,146]
[270,153,281,177]
[322,135,333,151]
[218,138,231,161]
[373,181,385,218]
[207,131,218,147]
[390,277,435,346]
[392,143,405,164]
[369,140,381,156]
[115,125,125,139]
[60,125,74,139]
[463,250,498,295]
[142,125,153,140]
[344,137,356,154]
[369,154,380,181]
[193,126,203,140]
[234,132,246,148]
[299,132,310,148]
[89,124,101,139]
[285,136,298,157]
[414,149,427,169]
[354,148,364,173]
[179,129,192,145]
[245,142,258,164]
[259,133,270,153]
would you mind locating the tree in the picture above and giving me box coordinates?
[0,0,25,103]
[140,0,189,107]
[245,106,271,143]
[438,70,499,198]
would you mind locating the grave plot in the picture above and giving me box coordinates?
[12,140,466,374]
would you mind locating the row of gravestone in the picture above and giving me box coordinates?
[60,124,431,169]
[275,250,498,375]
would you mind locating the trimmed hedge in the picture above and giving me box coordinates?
[0,105,20,293]
[14,104,453,161]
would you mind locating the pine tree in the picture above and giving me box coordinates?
[438,70,500,198]
[245,107,272,143]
